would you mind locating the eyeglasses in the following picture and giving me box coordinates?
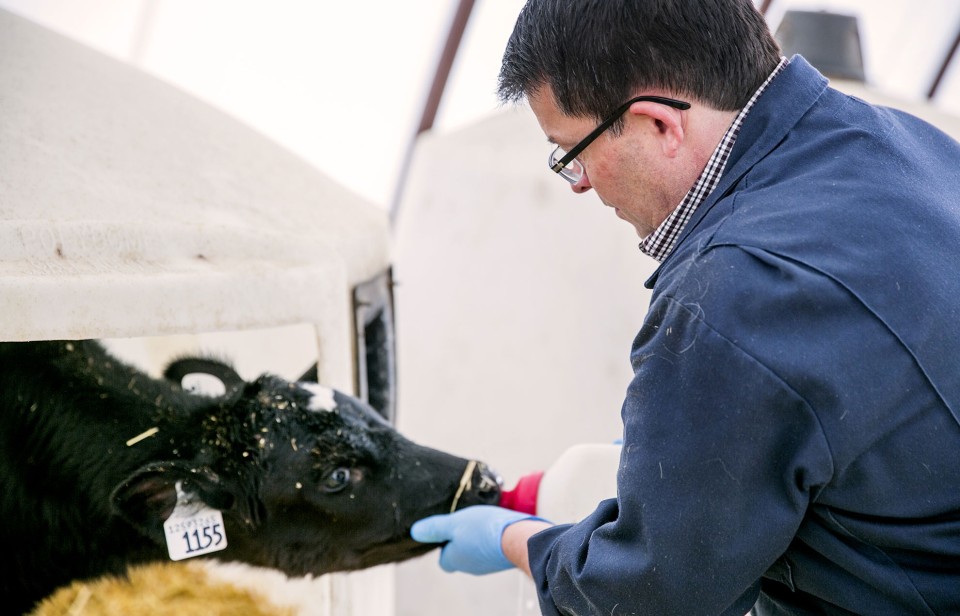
[548,95,691,184]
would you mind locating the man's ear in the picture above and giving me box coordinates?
[628,99,686,156]
[111,462,235,543]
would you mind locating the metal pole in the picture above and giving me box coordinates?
[928,23,960,100]
[417,0,477,134]
[390,0,476,224]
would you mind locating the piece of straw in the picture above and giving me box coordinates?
[125,427,159,447]
[66,587,92,616]
[449,460,478,513]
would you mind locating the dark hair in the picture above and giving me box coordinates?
[498,0,781,124]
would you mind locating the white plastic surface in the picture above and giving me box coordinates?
[536,443,621,525]
[0,9,389,348]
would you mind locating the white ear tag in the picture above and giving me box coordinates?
[163,481,228,561]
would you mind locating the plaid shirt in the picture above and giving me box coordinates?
[639,57,789,261]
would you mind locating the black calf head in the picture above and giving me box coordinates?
[112,357,500,575]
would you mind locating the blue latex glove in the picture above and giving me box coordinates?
[411,505,540,575]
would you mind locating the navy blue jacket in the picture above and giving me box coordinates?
[529,56,960,615]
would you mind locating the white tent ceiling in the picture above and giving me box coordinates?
[1,0,957,211]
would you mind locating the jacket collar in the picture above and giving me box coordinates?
[644,55,829,289]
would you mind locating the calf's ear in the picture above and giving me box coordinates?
[111,462,235,542]
[163,356,245,397]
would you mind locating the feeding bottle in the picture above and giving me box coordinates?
[498,443,621,523]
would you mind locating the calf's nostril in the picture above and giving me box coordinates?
[473,465,502,501]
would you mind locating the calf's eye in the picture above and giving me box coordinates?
[322,467,352,493]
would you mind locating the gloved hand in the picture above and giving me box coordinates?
[411,505,541,575]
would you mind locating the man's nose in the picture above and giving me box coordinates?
[571,171,592,194]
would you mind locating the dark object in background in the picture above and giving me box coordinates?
[775,10,866,82]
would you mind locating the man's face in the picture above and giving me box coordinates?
[527,86,682,238]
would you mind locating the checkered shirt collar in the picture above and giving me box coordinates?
[639,57,789,262]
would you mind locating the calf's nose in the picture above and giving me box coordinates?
[449,460,502,511]
[473,462,502,504]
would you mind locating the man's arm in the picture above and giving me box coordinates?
[502,518,554,576]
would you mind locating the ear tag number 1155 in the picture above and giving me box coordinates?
[163,480,228,561]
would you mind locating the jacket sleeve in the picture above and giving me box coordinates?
[528,246,837,615]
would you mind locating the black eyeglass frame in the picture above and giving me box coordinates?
[549,95,692,177]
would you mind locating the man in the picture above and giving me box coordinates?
[412,1,960,614]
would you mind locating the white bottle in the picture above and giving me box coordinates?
[500,443,621,524]
[508,443,622,616]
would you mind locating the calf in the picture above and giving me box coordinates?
[0,340,500,614]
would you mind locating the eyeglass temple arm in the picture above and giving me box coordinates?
[551,96,691,172]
